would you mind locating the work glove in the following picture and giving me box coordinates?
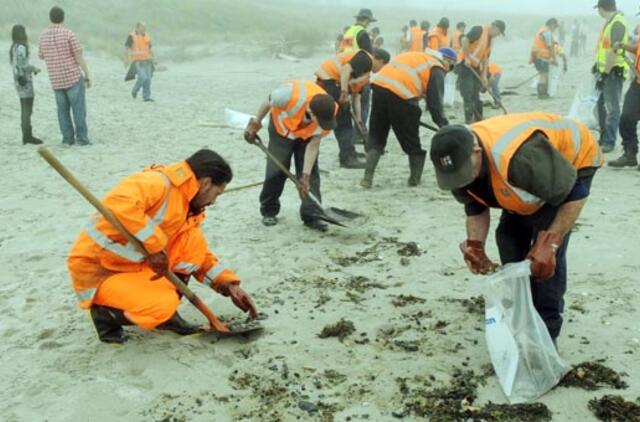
[243,117,262,144]
[217,283,258,319]
[146,251,169,280]
[338,90,350,108]
[298,173,311,198]
[527,230,562,281]
[459,240,499,275]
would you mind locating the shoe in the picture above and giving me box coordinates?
[156,312,202,335]
[601,144,615,153]
[77,141,91,146]
[407,152,427,186]
[23,137,43,145]
[144,98,155,102]
[360,149,382,189]
[304,219,328,232]
[262,216,278,226]
[608,152,638,167]
[340,155,366,169]
[90,305,132,344]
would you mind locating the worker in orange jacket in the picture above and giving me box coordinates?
[530,18,559,99]
[430,113,603,343]
[427,17,450,50]
[449,21,466,60]
[124,22,154,102]
[244,80,338,232]
[361,48,457,189]
[68,149,257,344]
[407,20,424,52]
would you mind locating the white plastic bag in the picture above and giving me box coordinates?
[482,261,569,403]
[567,74,599,130]
[528,65,560,97]
[224,108,269,130]
[443,73,458,107]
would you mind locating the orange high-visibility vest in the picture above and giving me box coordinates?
[315,51,372,93]
[428,27,448,50]
[271,80,337,140]
[531,26,553,60]
[67,161,239,309]
[460,25,490,68]
[469,112,604,216]
[372,52,444,100]
[129,32,152,62]
[635,42,640,82]
[409,26,425,52]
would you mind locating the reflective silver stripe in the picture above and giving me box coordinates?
[492,118,581,174]
[203,262,226,287]
[372,74,416,99]
[83,218,145,262]
[134,218,156,242]
[288,81,308,116]
[76,288,97,302]
[509,184,544,205]
[174,262,200,274]
[388,61,422,94]
[593,147,603,166]
[349,73,370,88]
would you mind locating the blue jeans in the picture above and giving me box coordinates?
[54,77,89,145]
[132,60,152,100]
[490,74,502,105]
[597,72,624,146]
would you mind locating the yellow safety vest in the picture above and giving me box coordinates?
[596,12,629,77]
[341,24,364,53]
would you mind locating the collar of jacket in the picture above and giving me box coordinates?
[155,161,200,203]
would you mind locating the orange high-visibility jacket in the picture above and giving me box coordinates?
[271,80,337,140]
[372,52,444,100]
[409,26,425,52]
[469,112,604,216]
[428,27,448,50]
[460,25,491,68]
[315,51,372,93]
[531,26,553,61]
[67,161,239,308]
[129,32,152,62]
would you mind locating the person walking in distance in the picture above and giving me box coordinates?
[39,6,91,146]
[9,24,43,145]
[125,22,154,102]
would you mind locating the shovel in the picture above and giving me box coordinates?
[467,65,509,115]
[253,135,362,226]
[419,121,439,132]
[350,108,368,146]
[37,147,263,336]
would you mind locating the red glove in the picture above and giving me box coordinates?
[217,283,258,319]
[459,240,499,275]
[527,231,562,281]
[243,117,262,144]
[146,252,169,280]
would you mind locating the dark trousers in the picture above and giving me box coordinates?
[19,97,34,142]
[369,85,423,156]
[596,72,623,147]
[458,64,483,123]
[259,122,322,223]
[495,206,570,340]
[316,79,356,163]
[619,80,640,155]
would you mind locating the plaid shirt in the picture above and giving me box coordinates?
[39,24,83,90]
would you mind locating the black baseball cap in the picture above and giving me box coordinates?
[310,94,337,131]
[594,0,616,10]
[429,125,476,190]
[492,20,506,35]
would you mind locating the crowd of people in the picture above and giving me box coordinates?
[6,1,638,353]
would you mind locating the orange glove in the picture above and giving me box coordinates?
[527,230,562,281]
[146,251,169,280]
[217,283,258,319]
[459,240,499,275]
[244,117,262,144]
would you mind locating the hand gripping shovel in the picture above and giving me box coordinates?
[350,108,369,146]
[37,148,262,336]
[253,136,362,226]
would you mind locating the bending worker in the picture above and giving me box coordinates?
[315,48,390,168]
[427,17,450,50]
[361,48,457,189]
[429,112,603,344]
[244,80,338,232]
[530,18,559,99]
[68,149,258,344]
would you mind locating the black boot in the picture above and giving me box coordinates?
[608,151,638,167]
[22,125,42,145]
[90,306,131,344]
[360,149,382,189]
[407,152,426,187]
[156,312,202,335]
[340,154,366,169]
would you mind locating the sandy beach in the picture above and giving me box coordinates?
[1,10,640,421]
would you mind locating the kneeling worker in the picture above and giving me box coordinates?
[68,149,258,344]
[429,112,603,343]
[361,47,457,188]
[315,48,390,168]
[244,80,338,232]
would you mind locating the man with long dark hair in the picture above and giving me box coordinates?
[10,24,43,145]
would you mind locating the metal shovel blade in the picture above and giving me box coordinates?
[307,192,362,226]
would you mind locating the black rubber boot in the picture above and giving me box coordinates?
[360,149,382,189]
[156,312,202,335]
[90,306,132,344]
[407,152,426,186]
[608,151,638,167]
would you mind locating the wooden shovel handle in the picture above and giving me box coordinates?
[37,147,230,333]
